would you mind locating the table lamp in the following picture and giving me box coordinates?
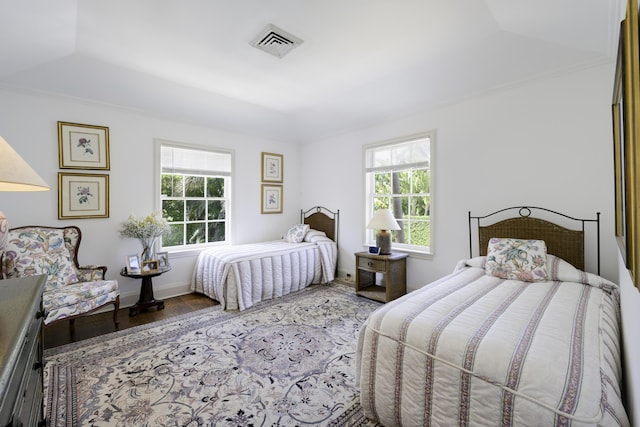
[0,136,50,253]
[367,209,400,255]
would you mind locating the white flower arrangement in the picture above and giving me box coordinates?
[119,212,170,260]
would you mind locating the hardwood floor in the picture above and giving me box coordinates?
[44,293,218,350]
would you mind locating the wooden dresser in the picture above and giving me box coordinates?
[0,275,46,427]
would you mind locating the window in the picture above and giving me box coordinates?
[364,133,433,254]
[159,142,232,250]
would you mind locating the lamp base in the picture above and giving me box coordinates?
[0,211,7,254]
[376,230,392,255]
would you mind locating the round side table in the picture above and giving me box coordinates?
[120,266,171,316]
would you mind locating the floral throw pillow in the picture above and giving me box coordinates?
[485,238,548,282]
[284,224,310,243]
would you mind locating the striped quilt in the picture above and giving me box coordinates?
[191,239,337,310]
[356,255,629,426]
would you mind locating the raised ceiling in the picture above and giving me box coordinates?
[0,0,623,144]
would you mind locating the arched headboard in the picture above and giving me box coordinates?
[469,206,600,274]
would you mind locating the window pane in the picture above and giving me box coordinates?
[373,197,390,211]
[161,174,183,197]
[162,200,184,222]
[409,196,429,217]
[411,220,430,246]
[411,169,431,193]
[208,222,225,242]
[187,222,206,244]
[372,149,391,168]
[208,200,225,220]
[391,145,411,165]
[185,176,205,197]
[186,200,206,221]
[374,172,390,194]
[164,223,184,246]
[392,196,408,216]
[207,177,224,198]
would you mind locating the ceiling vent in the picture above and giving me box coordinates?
[251,24,303,58]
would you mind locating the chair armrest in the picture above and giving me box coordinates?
[77,265,108,281]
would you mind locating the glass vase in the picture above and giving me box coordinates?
[139,237,157,262]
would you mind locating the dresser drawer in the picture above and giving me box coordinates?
[358,257,386,272]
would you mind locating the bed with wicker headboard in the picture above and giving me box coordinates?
[356,206,628,426]
[191,206,339,311]
[469,206,599,274]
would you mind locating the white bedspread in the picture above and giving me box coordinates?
[191,239,337,310]
[356,255,629,426]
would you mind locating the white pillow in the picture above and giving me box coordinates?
[485,237,548,282]
[284,224,310,243]
[304,229,330,243]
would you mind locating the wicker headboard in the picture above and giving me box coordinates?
[301,206,340,244]
[469,206,600,274]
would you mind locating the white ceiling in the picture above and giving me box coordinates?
[0,0,624,144]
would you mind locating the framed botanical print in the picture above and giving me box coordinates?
[58,121,110,170]
[261,184,283,214]
[58,172,109,219]
[261,152,283,183]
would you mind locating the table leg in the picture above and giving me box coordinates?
[129,276,165,316]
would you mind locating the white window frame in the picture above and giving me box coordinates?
[155,139,234,253]
[363,131,434,257]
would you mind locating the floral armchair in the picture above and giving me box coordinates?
[1,225,119,330]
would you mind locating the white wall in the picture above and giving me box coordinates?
[0,89,302,305]
[300,63,639,424]
[301,64,618,285]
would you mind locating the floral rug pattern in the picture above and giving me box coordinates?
[44,282,381,426]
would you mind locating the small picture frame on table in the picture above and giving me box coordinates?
[157,251,169,268]
[368,246,381,255]
[126,254,141,274]
[142,260,159,273]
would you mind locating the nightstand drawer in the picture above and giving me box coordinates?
[358,257,386,271]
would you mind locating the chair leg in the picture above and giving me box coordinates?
[113,296,120,330]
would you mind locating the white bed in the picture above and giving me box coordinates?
[191,206,338,310]
[356,207,629,426]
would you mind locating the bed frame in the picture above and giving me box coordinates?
[301,206,340,272]
[300,206,339,243]
[468,206,600,274]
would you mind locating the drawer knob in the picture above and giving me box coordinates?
[368,262,374,267]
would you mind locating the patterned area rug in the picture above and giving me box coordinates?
[44,282,381,426]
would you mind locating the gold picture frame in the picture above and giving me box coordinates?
[612,0,640,289]
[58,121,110,170]
[261,184,283,214]
[58,172,110,219]
[261,152,283,183]
[142,260,159,274]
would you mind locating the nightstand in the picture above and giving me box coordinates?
[355,251,408,303]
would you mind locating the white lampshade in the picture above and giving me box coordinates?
[0,136,50,191]
[0,136,50,254]
[367,209,401,231]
